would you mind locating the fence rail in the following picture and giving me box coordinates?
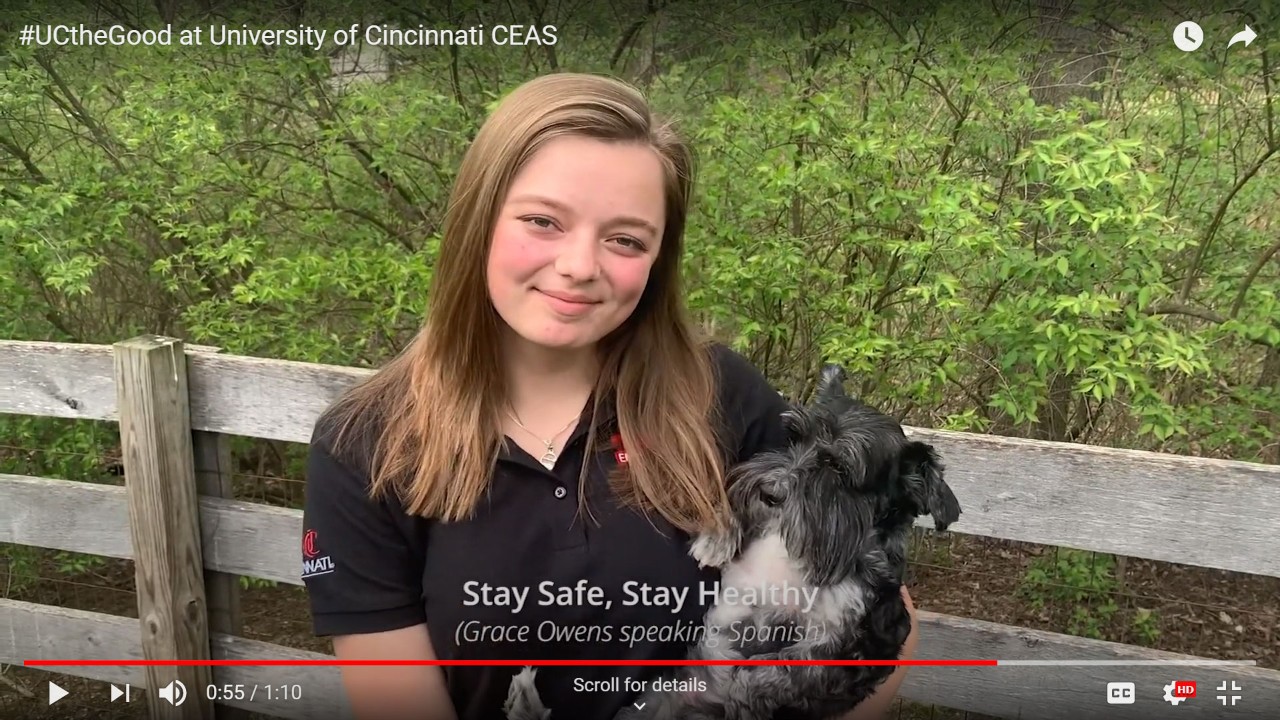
[2,337,1279,719]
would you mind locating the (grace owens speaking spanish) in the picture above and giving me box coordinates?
[454,616,828,649]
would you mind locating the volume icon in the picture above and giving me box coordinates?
[158,679,187,706]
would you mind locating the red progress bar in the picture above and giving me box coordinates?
[26,659,995,667]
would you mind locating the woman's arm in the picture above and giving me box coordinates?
[839,586,919,720]
[333,624,458,720]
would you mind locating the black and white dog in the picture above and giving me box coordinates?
[505,365,962,719]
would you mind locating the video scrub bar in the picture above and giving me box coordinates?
[24,659,1259,667]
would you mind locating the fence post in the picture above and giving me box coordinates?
[187,344,251,720]
[114,335,214,719]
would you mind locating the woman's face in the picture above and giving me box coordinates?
[487,135,666,352]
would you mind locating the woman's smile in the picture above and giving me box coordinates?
[536,288,600,317]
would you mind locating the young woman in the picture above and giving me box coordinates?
[301,72,919,720]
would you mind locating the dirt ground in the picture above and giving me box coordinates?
[2,531,1276,719]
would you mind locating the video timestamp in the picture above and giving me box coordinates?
[205,684,302,702]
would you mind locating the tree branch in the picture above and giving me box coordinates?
[1230,236,1280,319]
[1177,143,1280,303]
[1147,301,1225,324]
[303,67,426,228]
[0,135,49,184]
[32,52,125,172]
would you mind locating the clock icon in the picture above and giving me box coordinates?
[1174,21,1204,52]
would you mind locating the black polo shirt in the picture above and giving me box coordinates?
[302,344,789,720]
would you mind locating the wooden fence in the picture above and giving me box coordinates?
[1,336,1278,719]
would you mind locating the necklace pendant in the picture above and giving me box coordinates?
[539,449,557,470]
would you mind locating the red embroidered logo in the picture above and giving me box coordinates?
[611,433,629,465]
[302,529,319,558]
[301,528,335,579]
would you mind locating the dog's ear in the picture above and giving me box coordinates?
[782,408,803,439]
[900,440,961,530]
[815,364,848,404]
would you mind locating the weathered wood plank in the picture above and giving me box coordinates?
[211,635,351,718]
[4,339,1280,579]
[903,611,1280,719]
[0,340,368,440]
[1,474,303,586]
[184,352,368,444]
[0,340,117,421]
[199,497,302,586]
[115,335,215,719]
[188,343,250,720]
[3,599,1273,720]
[0,599,350,719]
[4,445,1280,588]
[194,430,245,634]
[1,474,135,559]
[194,405,252,719]
[907,427,1280,578]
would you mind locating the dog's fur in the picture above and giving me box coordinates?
[504,365,962,719]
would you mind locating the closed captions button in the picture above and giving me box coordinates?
[1107,681,1136,704]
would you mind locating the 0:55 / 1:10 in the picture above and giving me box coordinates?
[205,684,302,702]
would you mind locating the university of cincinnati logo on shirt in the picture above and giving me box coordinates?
[301,528,336,579]
[610,432,628,466]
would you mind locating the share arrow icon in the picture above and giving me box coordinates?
[1228,25,1257,48]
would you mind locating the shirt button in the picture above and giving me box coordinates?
[554,486,567,499]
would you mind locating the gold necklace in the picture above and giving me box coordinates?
[506,408,579,470]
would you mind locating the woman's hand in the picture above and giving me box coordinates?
[838,585,918,720]
[333,624,459,720]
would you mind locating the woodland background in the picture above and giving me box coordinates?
[1,0,1277,717]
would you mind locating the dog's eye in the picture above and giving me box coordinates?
[760,488,784,507]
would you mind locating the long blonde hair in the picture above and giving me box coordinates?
[320,73,728,533]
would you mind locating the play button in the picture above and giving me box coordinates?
[48,681,69,705]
